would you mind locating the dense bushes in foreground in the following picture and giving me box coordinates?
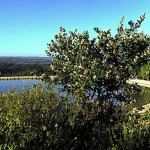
[0,85,149,150]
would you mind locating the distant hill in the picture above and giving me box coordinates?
[0,56,52,64]
[0,56,52,76]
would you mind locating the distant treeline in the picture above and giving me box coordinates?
[0,56,51,64]
[0,57,51,77]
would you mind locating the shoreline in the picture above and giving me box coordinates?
[0,76,150,87]
[0,76,42,80]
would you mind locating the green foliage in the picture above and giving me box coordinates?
[0,85,60,149]
[137,61,150,80]
[45,13,150,104]
[128,87,150,108]
[0,86,149,149]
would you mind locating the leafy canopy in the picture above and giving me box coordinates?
[45,14,150,103]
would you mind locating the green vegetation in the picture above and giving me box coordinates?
[0,14,150,149]
[126,87,150,110]
[137,61,150,80]
[0,85,149,149]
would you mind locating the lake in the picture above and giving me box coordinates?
[0,79,116,98]
[0,80,66,97]
[0,79,147,106]
[0,80,40,93]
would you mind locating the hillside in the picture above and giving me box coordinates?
[0,56,52,64]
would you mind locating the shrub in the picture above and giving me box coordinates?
[0,87,149,149]
[44,13,150,105]
[0,85,61,149]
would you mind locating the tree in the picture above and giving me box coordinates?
[44,14,150,105]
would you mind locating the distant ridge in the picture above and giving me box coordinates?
[0,56,52,64]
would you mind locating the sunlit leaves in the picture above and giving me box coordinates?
[45,14,150,103]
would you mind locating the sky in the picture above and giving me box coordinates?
[0,0,150,56]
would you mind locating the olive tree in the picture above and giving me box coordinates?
[44,14,150,104]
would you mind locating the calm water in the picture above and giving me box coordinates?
[0,80,122,103]
[0,80,65,97]
[0,80,40,93]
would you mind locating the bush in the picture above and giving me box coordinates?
[0,86,149,149]
[44,13,150,105]
[0,85,61,149]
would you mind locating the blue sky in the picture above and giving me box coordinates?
[0,0,150,56]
